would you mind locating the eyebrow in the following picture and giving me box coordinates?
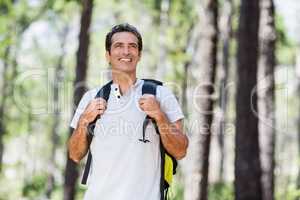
[112,42,138,47]
[128,43,138,46]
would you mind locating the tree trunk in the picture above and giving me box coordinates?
[187,1,218,200]
[46,26,69,199]
[197,1,218,199]
[258,0,276,200]
[181,22,197,117]
[0,42,18,171]
[216,0,234,182]
[235,0,262,200]
[63,1,93,200]
[295,51,300,198]
[182,22,201,200]
[0,0,51,173]
[155,0,169,80]
[0,46,10,172]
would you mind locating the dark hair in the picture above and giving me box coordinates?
[105,23,143,53]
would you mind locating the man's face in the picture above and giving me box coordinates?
[106,32,141,75]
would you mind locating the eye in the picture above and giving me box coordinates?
[129,43,138,49]
[113,43,122,48]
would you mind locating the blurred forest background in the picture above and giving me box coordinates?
[0,0,300,199]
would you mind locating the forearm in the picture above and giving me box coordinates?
[155,112,188,160]
[68,119,90,163]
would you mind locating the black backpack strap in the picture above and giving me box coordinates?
[87,80,113,136]
[142,79,178,200]
[160,139,166,200]
[140,79,162,143]
[142,79,167,200]
[142,79,162,94]
[81,80,113,185]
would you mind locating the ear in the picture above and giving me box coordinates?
[105,51,111,63]
[138,51,142,61]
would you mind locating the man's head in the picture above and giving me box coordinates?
[105,23,142,76]
[105,23,143,54]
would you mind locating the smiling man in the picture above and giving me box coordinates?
[68,23,188,200]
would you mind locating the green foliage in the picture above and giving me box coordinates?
[276,185,300,200]
[52,0,79,13]
[163,181,235,200]
[276,15,293,48]
[168,179,184,200]
[140,0,161,23]
[275,14,297,65]
[168,0,196,47]
[76,185,87,200]
[208,182,234,200]
[166,0,197,83]
[0,0,12,15]
[22,174,48,198]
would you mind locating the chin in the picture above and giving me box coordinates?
[112,66,136,76]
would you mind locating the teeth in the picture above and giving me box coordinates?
[120,58,131,62]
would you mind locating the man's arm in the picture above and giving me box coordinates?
[68,118,90,163]
[155,113,188,160]
[68,98,107,163]
[139,95,188,160]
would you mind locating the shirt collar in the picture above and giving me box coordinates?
[133,78,143,88]
[111,78,142,91]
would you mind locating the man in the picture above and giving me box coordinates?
[68,23,188,200]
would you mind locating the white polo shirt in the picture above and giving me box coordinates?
[70,79,184,200]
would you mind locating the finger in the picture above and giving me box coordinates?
[94,97,106,101]
[99,106,105,110]
[96,104,106,110]
[142,94,155,98]
[139,99,144,104]
[139,101,145,108]
[139,103,145,109]
[139,96,148,101]
[96,108,105,115]
[95,104,107,111]
[93,102,106,108]
[90,105,105,112]
[139,106,145,111]
[139,98,147,103]
[94,98,107,104]
[98,109,105,115]
[93,100,107,106]
[98,102,107,108]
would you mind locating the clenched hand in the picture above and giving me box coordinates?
[80,98,107,124]
[138,94,162,120]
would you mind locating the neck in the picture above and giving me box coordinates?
[112,71,137,95]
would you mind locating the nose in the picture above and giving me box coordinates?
[122,46,129,55]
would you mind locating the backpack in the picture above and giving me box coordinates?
[81,79,177,200]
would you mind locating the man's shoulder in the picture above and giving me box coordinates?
[87,86,102,95]
[139,79,174,95]
[81,85,103,101]
[141,79,163,85]
[156,84,173,95]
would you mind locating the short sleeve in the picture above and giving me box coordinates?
[157,85,184,123]
[70,90,95,129]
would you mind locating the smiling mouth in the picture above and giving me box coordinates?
[119,58,132,62]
